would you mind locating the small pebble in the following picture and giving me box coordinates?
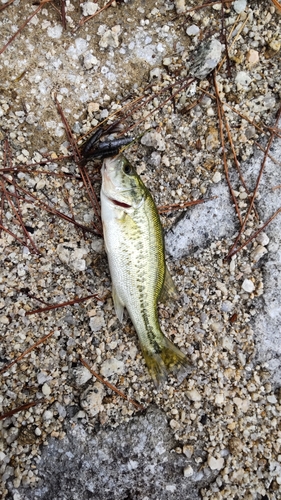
[189,39,222,79]
[212,171,221,183]
[100,358,125,377]
[208,456,224,470]
[186,25,200,36]
[246,49,259,67]
[256,232,269,246]
[184,465,194,477]
[233,0,247,14]
[186,389,202,402]
[242,279,255,293]
[80,382,105,417]
[42,383,51,396]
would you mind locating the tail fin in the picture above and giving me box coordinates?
[142,336,192,388]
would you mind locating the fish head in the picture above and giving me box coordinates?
[101,155,146,210]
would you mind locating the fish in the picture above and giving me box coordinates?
[100,154,191,387]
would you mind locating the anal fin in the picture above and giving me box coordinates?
[159,265,179,303]
[112,285,124,323]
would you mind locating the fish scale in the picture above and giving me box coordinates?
[100,154,192,387]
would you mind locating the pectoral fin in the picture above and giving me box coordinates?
[159,266,179,303]
[112,285,124,323]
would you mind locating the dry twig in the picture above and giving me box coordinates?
[227,105,281,258]
[0,400,47,421]
[26,293,105,316]
[0,331,55,375]
[227,207,281,259]
[0,0,51,55]
[213,71,243,225]
[80,357,145,411]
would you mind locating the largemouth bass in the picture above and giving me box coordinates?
[100,154,191,387]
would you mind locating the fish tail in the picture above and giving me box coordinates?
[142,336,192,388]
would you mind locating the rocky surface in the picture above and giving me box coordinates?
[10,407,216,500]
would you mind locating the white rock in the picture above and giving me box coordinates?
[88,102,100,114]
[163,58,172,66]
[256,231,269,246]
[184,465,194,477]
[47,24,63,39]
[166,485,176,493]
[233,397,250,412]
[186,389,201,402]
[150,67,161,79]
[186,25,200,36]
[83,52,99,69]
[221,300,234,312]
[17,263,26,277]
[141,130,165,151]
[216,281,228,295]
[235,71,252,87]
[212,171,221,183]
[6,427,19,444]
[73,366,92,386]
[37,372,49,385]
[89,314,105,332]
[99,26,120,49]
[80,382,104,417]
[36,179,46,190]
[82,2,99,16]
[267,394,277,404]
[175,0,186,14]
[100,358,125,378]
[57,243,88,272]
[43,410,53,421]
[222,336,233,351]
[242,279,255,293]
[0,315,10,325]
[215,393,224,405]
[42,383,51,396]
[208,455,224,470]
[251,245,267,263]
[233,0,247,14]
[211,322,223,333]
[189,39,222,79]
[91,239,104,253]
[183,445,194,458]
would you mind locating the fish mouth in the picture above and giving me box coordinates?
[109,198,132,209]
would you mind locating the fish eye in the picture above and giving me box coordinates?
[123,162,132,175]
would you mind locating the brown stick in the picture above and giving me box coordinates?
[213,72,243,225]
[54,96,103,234]
[0,0,51,55]
[2,174,99,234]
[0,0,16,12]
[227,206,281,259]
[223,114,259,219]
[26,293,105,316]
[78,0,116,27]
[227,105,281,258]
[80,357,145,411]
[0,331,55,375]
[0,400,46,421]
[157,196,216,214]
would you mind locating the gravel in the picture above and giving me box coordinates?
[1,1,281,499]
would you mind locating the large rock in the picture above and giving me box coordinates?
[12,407,216,500]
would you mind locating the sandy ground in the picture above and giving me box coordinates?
[1,1,281,499]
